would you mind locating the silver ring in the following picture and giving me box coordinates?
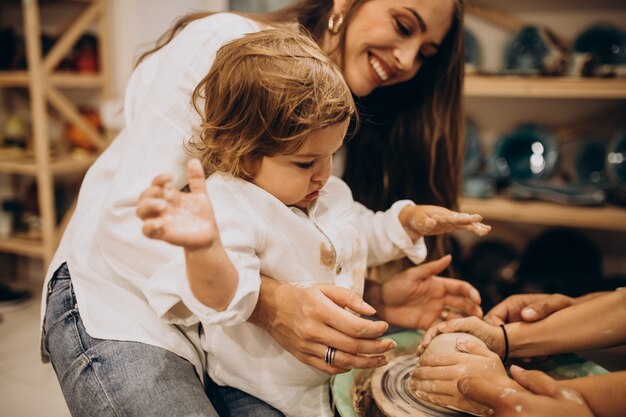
[325,346,337,366]
[439,308,450,320]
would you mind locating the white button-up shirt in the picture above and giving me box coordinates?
[146,172,426,417]
[40,14,262,374]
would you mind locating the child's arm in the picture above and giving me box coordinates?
[398,204,491,240]
[137,159,238,311]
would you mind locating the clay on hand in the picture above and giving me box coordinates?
[415,332,489,416]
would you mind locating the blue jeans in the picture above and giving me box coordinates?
[42,263,284,417]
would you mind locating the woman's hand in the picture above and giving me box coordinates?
[484,293,574,326]
[410,337,516,416]
[458,365,594,417]
[399,205,491,239]
[248,277,397,375]
[365,256,483,330]
[136,159,218,249]
[416,316,505,359]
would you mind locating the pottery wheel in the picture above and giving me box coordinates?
[370,354,469,417]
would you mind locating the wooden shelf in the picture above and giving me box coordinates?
[464,76,626,99]
[0,236,44,258]
[0,71,105,88]
[0,154,97,175]
[461,197,626,231]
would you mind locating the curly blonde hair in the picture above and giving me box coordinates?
[190,29,357,180]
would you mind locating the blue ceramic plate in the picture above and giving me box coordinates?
[332,331,608,417]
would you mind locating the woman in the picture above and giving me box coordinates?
[41,1,478,416]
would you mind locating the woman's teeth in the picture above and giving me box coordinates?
[370,56,389,82]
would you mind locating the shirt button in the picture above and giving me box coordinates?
[336,264,342,274]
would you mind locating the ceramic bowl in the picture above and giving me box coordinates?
[491,124,559,181]
[573,24,626,66]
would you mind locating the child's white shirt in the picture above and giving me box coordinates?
[146,172,426,417]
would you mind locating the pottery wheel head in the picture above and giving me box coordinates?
[370,354,469,417]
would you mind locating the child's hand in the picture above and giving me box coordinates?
[399,205,491,239]
[416,316,505,360]
[136,159,219,250]
[411,337,516,416]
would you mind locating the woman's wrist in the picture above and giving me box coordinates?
[248,275,278,330]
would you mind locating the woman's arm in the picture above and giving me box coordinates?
[558,371,626,417]
[418,288,626,359]
[506,288,626,358]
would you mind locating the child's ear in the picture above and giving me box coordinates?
[240,156,261,180]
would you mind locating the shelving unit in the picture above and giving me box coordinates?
[463,1,626,234]
[465,76,626,99]
[0,0,111,266]
[461,197,626,232]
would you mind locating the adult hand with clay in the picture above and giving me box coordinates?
[457,365,594,417]
[411,335,519,416]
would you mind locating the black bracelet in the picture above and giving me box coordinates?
[499,324,509,362]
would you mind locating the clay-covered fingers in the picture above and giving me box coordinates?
[416,318,492,356]
[136,197,168,221]
[458,368,593,417]
[411,365,492,416]
[461,222,491,237]
[510,365,571,398]
[186,159,208,195]
[411,371,459,396]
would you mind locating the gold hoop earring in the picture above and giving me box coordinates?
[328,13,344,34]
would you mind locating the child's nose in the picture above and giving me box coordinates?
[312,158,332,184]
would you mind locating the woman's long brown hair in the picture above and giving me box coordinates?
[136,0,465,259]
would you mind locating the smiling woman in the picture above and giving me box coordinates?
[40,1,473,417]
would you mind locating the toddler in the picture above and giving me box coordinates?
[137,29,489,417]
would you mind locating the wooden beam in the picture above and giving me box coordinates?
[46,86,107,150]
[43,1,102,74]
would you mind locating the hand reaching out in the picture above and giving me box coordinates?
[136,159,218,250]
[364,256,483,330]
[484,293,574,326]
[399,205,491,240]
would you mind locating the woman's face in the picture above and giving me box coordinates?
[329,0,455,97]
